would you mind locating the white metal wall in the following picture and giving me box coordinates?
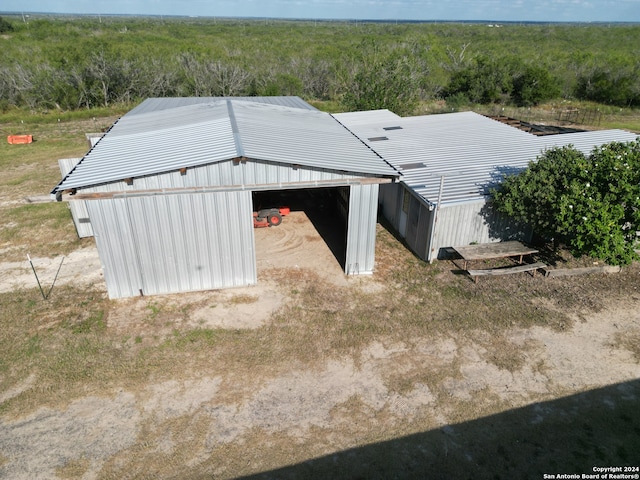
[429,200,533,260]
[379,182,402,229]
[81,159,361,195]
[345,183,379,275]
[378,183,532,262]
[58,158,94,238]
[379,182,434,260]
[86,190,256,298]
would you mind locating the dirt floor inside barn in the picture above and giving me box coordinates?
[1,211,639,479]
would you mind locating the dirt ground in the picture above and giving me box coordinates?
[0,211,639,479]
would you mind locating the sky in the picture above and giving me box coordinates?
[1,0,639,22]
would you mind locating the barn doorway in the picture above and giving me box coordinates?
[252,187,348,278]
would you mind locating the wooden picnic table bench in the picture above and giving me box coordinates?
[467,262,547,283]
[451,241,545,282]
[452,241,539,271]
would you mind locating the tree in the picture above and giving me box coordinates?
[342,55,420,116]
[444,56,513,104]
[0,17,14,33]
[260,73,303,97]
[85,50,126,107]
[491,140,640,266]
[178,53,251,97]
[511,64,560,107]
[445,57,558,107]
[575,66,640,107]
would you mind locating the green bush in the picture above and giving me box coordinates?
[445,57,558,107]
[512,65,560,107]
[342,56,420,116]
[575,67,640,107]
[0,16,14,33]
[1,18,639,112]
[445,56,513,104]
[491,140,640,266]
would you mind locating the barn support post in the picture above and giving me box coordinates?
[428,176,445,263]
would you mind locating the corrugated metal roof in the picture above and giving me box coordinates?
[338,110,639,206]
[53,99,398,193]
[232,101,397,176]
[127,96,318,116]
[332,109,401,127]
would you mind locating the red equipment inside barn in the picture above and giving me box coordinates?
[252,206,290,228]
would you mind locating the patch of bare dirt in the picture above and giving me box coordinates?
[0,393,140,479]
[0,247,104,294]
[1,214,639,478]
[1,301,638,479]
[254,210,348,287]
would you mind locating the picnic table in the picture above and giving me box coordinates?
[452,241,539,270]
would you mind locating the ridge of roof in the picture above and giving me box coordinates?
[337,109,639,206]
[52,100,398,195]
[127,96,318,116]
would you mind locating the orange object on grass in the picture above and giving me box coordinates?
[7,135,33,144]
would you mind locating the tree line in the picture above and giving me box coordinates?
[1,16,639,115]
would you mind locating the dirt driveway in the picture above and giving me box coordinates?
[0,214,639,479]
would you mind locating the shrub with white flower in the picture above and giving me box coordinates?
[491,139,640,266]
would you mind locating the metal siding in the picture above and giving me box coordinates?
[431,201,533,259]
[127,96,318,116]
[86,191,255,299]
[58,158,94,238]
[53,100,398,194]
[345,184,379,275]
[79,159,363,194]
[338,110,638,206]
[86,199,143,299]
[126,196,177,294]
[379,182,401,229]
[415,203,433,261]
[404,195,421,254]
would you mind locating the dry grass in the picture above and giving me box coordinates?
[467,100,640,133]
[614,329,640,362]
[55,458,91,479]
[1,112,639,479]
[228,293,259,304]
[0,114,118,262]
[3,238,637,416]
[469,332,531,372]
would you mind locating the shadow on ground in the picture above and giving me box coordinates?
[239,379,640,480]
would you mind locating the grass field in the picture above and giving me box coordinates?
[0,109,639,479]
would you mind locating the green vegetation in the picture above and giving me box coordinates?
[1,20,639,477]
[0,15,639,116]
[0,16,14,33]
[445,56,560,107]
[491,139,640,266]
[342,41,421,116]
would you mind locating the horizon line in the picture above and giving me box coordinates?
[1,11,639,25]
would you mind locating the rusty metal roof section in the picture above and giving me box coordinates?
[488,115,587,135]
[336,110,639,207]
[52,99,398,194]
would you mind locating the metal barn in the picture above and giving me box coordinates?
[58,158,94,238]
[52,98,399,298]
[335,110,639,261]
